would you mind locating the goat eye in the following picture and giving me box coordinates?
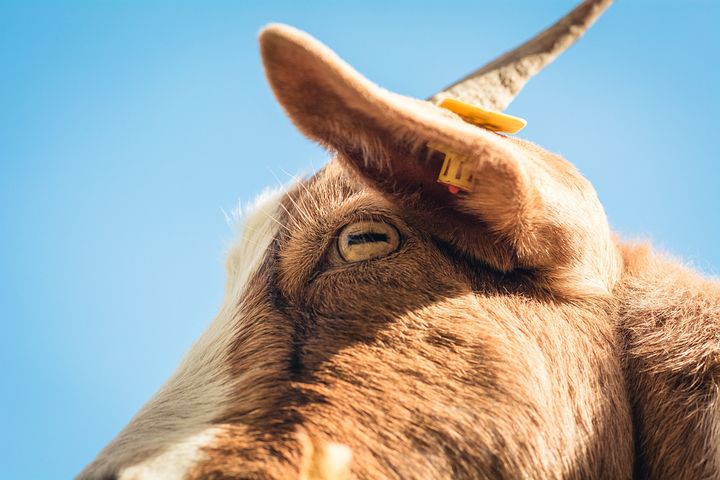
[337,220,400,263]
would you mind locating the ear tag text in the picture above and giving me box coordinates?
[438,97,526,134]
[431,145,475,194]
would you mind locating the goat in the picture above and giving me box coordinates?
[78,1,720,478]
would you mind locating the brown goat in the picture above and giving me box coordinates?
[78,1,719,478]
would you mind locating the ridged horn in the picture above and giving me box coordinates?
[429,0,613,111]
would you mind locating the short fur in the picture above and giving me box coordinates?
[619,244,720,478]
[78,2,719,479]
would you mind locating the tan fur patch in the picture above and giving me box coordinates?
[619,243,720,478]
[190,163,634,478]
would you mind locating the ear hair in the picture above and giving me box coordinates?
[260,24,620,297]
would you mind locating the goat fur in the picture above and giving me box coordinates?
[78,3,719,479]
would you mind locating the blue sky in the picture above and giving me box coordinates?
[1,1,718,478]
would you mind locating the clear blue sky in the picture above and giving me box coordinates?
[1,1,718,478]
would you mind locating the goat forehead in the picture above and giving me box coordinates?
[78,186,288,480]
[286,161,389,226]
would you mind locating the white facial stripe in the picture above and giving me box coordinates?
[78,186,287,480]
[225,186,289,297]
[117,427,222,480]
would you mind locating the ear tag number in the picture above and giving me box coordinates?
[438,97,527,134]
[430,145,475,194]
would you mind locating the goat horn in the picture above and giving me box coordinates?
[429,0,613,111]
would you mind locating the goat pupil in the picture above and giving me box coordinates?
[346,232,388,246]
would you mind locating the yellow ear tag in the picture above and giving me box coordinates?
[430,145,475,194]
[438,97,526,134]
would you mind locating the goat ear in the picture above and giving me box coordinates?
[260,25,617,294]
